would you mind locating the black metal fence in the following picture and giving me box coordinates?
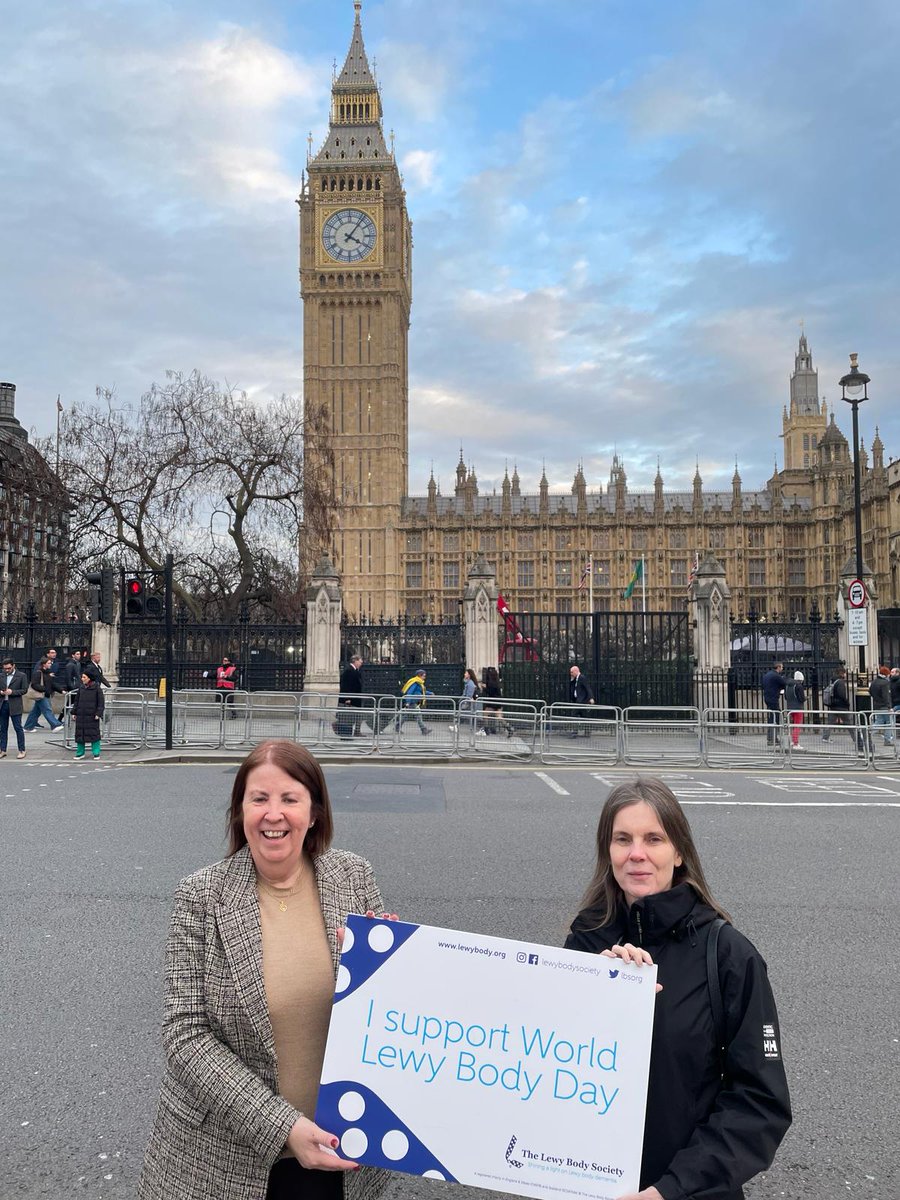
[0,603,92,671]
[118,610,306,691]
[340,614,465,697]
[729,608,843,710]
[501,611,693,707]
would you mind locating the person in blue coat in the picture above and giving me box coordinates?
[760,662,787,746]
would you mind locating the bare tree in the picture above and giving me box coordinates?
[55,371,335,620]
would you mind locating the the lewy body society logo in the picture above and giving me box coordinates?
[504,1133,624,1181]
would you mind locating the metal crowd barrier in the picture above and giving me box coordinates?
[47,691,900,771]
[541,703,620,765]
[623,706,703,766]
[457,697,544,761]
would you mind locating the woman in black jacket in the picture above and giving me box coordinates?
[73,672,105,759]
[565,777,791,1200]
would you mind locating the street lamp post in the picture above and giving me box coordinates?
[839,353,870,675]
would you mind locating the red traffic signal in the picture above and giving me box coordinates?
[125,578,145,615]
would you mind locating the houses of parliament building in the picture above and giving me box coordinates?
[301,4,895,622]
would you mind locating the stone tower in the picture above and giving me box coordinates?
[299,1,412,618]
[781,332,826,476]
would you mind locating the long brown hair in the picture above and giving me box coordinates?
[227,740,334,857]
[580,776,729,928]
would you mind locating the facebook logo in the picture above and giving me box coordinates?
[527,953,539,965]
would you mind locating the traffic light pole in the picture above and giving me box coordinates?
[165,553,174,750]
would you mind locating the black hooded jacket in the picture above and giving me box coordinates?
[565,883,791,1200]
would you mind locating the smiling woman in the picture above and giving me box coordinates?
[565,777,791,1200]
[139,740,391,1200]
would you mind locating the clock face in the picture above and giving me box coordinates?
[321,208,377,264]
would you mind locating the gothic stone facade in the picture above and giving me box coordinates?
[0,382,69,617]
[302,9,892,622]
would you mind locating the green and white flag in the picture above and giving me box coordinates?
[623,558,644,599]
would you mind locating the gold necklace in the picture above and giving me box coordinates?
[257,874,305,912]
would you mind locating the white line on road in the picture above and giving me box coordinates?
[535,772,570,795]
[680,800,900,807]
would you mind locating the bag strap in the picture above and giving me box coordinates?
[707,917,726,1072]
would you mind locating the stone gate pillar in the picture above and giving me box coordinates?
[92,620,120,687]
[691,554,732,669]
[690,554,731,711]
[463,556,499,676]
[304,555,342,695]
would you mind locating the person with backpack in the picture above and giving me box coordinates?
[869,666,894,746]
[822,667,848,739]
[565,777,791,1200]
[394,669,431,735]
[786,670,806,749]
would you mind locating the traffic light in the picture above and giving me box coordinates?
[123,573,165,619]
[125,577,145,616]
[85,567,116,623]
[86,571,103,624]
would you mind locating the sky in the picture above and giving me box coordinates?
[4,0,899,498]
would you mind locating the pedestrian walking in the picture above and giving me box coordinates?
[568,663,595,738]
[83,652,112,688]
[458,668,480,733]
[32,646,59,676]
[761,661,787,746]
[73,672,105,759]
[890,666,900,715]
[394,669,431,735]
[868,666,894,746]
[335,655,364,738]
[22,656,65,733]
[565,776,791,1200]
[138,740,393,1200]
[479,666,512,738]
[786,670,805,748]
[0,658,29,759]
[59,649,84,694]
[821,666,857,744]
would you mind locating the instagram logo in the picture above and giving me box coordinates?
[516,952,527,964]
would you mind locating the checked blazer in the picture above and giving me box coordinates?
[139,845,390,1200]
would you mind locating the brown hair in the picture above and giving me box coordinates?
[227,740,334,857]
[579,776,730,928]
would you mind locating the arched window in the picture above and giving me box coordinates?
[348,177,354,190]
[366,177,372,190]
[339,176,345,190]
[374,176,380,188]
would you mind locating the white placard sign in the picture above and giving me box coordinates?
[847,608,868,646]
[316,917,657,1200]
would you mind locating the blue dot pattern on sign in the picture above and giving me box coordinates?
[335,916,419,1004]
[317,1080,457,1180]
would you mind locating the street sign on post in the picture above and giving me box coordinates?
[848,608,868,646]
[848,579,867,608]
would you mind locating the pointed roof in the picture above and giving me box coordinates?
[336,2,376,88]
[312,2,389,165]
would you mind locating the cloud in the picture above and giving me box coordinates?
[401,148,438,190]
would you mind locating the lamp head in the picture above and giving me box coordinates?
[839,352,870,403]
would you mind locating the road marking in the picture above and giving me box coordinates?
[750,777,900,796]
[591,773,735,799]
[535,772,569,795]
[681,800,900,807]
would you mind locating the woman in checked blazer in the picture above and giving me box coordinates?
[139,740,391,1200]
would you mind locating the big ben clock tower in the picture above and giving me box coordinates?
[299,1,412,619]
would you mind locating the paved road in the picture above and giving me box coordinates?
[1,760,897,1199]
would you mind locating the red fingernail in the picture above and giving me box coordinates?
[331,1138,339,1149]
